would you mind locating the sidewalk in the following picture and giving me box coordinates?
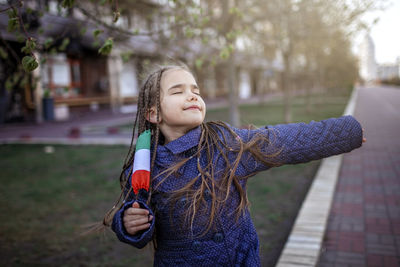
[0,108,134,145]
[0,93,283,145]
[318,86,400,266]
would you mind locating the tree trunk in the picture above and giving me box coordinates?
[227,55,240,127]
[306,78,313,114]
[33,52,43,124]
[282,53,292,123]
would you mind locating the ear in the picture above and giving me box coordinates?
[146,107,162,124]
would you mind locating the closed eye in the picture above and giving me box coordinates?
[192,88,201,95]
[170,89,183,94]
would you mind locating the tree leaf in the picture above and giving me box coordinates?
[201,17,210,26]
[22,56,39,72]
[93,29,103,39]
[21,38,37,54]
[0,47,8,60]
[7,17,19,32]
[44,37,54,49]
[229,7,243,18]
[61,0,75,8]
[121,51,133,63]
[219,46,231,60]
[185,27,194,38]
[98,38,113,55]
[80,27,87,35]
[58,38,70,51]
[195,58,203,69]
[16,33,25,43]
[7,8,18,18]
[113,11,120,23]
[40,57,47,64]
[5,77,14,91]
[20,74,29,87]
[92,40,100,48]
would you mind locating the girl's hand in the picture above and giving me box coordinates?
[123,202,153,235]
[362,128,366,143]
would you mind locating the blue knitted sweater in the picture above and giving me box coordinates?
[112,115,363,266]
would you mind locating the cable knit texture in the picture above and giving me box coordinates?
[112,115,363,266]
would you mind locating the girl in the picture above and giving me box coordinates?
[104,65,365,266]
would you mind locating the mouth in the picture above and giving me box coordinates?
[184,105,201,111]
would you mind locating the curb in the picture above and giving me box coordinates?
[0,137,132,146]
[275,87,359,267]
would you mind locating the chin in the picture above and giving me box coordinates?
[187,119,204,129]
[189,122,203,128]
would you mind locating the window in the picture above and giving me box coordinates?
[41,54,81,98]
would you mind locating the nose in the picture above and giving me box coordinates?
[187,92,198,101]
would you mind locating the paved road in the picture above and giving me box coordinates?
[318,86,400,267]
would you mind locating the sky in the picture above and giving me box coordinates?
[367,0,400,64]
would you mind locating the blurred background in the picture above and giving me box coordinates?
[0,0,399,266]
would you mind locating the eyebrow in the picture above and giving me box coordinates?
[168,83,199,91]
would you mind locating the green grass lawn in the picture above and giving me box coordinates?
[205,93,350,125]
[0,93,349,266]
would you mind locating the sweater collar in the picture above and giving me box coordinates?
[157,126,201,155]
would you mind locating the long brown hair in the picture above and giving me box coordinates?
[101,64,282,239]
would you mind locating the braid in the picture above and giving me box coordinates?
[150,69,163,169]
[148,68,164,202]
[141,75,151,133]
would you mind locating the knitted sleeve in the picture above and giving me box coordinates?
[111,199,155,249]
[111,168,155,249]
[233,115,363,175]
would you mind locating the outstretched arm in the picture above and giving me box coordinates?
[267,115,363,164]
[234,115,364,175]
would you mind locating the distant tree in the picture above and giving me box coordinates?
[1,0,248,125]
[1,0,389,125]
[247,0,388,122]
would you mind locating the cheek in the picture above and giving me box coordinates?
[201,100,206,115]
[160,97,174,111]
[160,98,179,118]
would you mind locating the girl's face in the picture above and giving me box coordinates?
[153,68,206,140]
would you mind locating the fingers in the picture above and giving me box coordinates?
[125,222,152,234]
[124,215,153,235]
[124,215,153,228]
[123,202,153,235]
[362,128,366,143]
[125,206,149,216]
[124,211,149,225]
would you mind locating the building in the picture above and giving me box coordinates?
[0,0,166,123]
[377,58,400,82]
[358,34,378,83]
[0,0,281,124]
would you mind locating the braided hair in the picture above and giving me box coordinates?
[101,65,181,228]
